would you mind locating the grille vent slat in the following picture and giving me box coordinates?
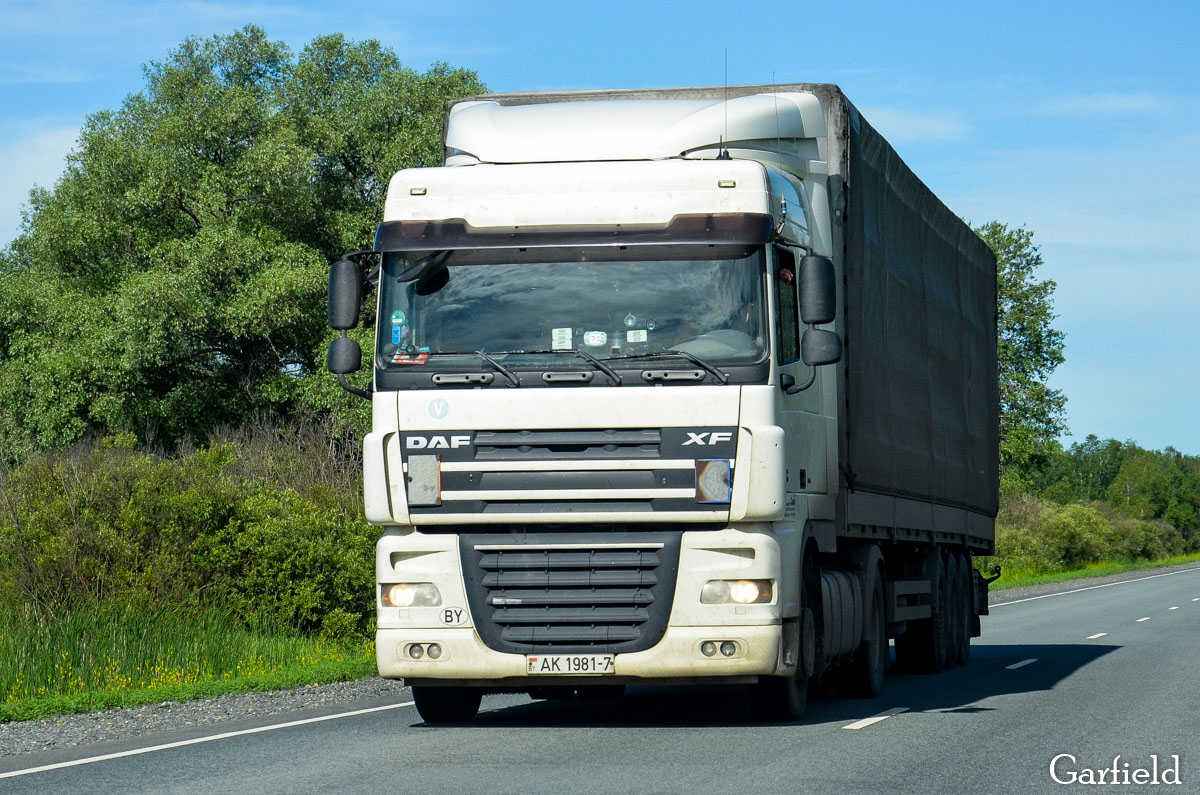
[463,536,679,655]
[474,429,662,460]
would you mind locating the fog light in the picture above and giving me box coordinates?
[720,641,737,657]
[382,583,442,607]
[409,644,424,659]
[426,643,443,660]
[701,641,717,657]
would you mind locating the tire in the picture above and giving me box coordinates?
[748,558,814,721]
[844,570,886,698]
[412,686,482,723]
[894,553,948,674]
[748,667,808,721]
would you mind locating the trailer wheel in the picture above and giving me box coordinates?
[412,686,482,723]
[844,569,886,698]
[894,553,948,674]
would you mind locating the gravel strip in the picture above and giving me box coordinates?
[0,677,410,758]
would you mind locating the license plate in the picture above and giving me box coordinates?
[526,654,615,675]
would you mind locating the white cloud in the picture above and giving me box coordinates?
[0,123,79,248]
[858,107,969,144]
[0,63,92,85]
[1034,92,1169,117]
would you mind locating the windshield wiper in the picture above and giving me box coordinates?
[573,348,622,384]
[600,350,729,385]
[481,348,622,385]
[475,351,520,387]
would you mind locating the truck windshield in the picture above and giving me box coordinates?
[376,248,768,372]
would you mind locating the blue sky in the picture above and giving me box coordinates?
[2,0,1197,453]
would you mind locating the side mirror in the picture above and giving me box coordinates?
[328,258,362,330]
[327,334,362,375]
[798,255,836,325]
[801,328,842,366]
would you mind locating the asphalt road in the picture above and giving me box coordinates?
[3,567,1198,794]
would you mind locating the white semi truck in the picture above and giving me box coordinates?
[326,84,999,723]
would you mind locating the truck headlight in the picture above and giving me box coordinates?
[381,583,442,607]
[700,579,773,605]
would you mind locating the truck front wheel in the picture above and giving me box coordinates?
[412,686,482,723]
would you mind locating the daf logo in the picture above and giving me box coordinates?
[428,399,449,420]
[407,435,472,450]
[682,431,734,446]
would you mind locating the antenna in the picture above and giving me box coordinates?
[717,48,731,160]
[772,71,787,236]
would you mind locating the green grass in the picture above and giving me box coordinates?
[0,600,375,723]
[983,551,1200,591]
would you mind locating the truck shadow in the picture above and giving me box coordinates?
[441,642,1120,729]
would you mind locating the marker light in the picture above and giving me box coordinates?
[700,579,773,605]
[381,583,442,607]
[409,644,425,659]
[701,641,717,657]
[426,643,443,660]
[720,641,737,657]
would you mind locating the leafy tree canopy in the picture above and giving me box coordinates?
[0,27,483,459]
[975,221,1067,486]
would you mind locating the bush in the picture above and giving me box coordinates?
[0,421,374,635]
[994,491,1189,575]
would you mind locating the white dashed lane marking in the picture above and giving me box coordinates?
[843,707,908,730]
[1170,606,1180,610]
[1136,617,1151,623]
[1006,659,1037,670]
[1086,633,1108,639]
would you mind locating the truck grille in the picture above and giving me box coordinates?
[460,532,680,655]
[401,427,737,519]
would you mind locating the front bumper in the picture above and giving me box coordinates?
[377,623,785,685]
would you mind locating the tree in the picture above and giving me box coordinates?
[975,222,1067,485]
[0,27,484,459]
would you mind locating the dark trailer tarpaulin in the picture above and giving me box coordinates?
[837,94,998,524]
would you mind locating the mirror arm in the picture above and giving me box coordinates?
[781,368,817,395]
[337,373,373,401]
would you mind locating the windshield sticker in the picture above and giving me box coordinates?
[393,352,429,365]
[390,310,406,324]
[626,329,648,343]
[583,331,607,347]
[551,327,573,350]
[391,326,402,345]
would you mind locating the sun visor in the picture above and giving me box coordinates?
[374,212,772,253]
